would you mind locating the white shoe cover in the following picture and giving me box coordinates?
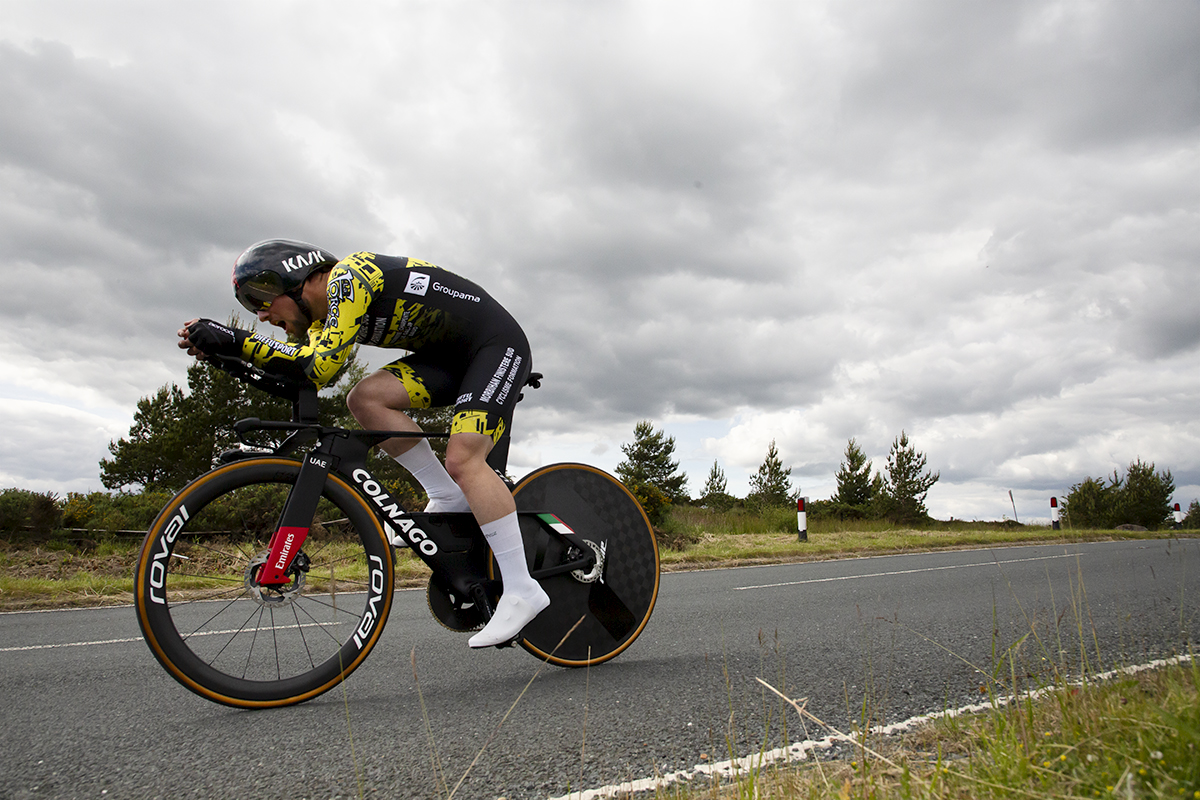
[468,590,550,648]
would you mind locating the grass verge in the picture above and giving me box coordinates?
[658,511,1185,570]
[1,516,1194,610]
[652,655,1198,800]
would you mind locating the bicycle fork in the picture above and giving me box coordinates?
[254,451,334,588]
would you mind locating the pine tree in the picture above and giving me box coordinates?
[1114,458,1174,529]
[1063,476,1113,529]
[100,364,293,491]
[615,421,689,503]
[699,460,735,511]
[832,438,874,508]
[702,460,727,496]
[747,440,793,508]
[1184,499,1200,530]
[878,431,939,523]
[100,383,210,491]
[1064,459,1175,530]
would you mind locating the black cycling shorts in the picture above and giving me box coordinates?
[381,327,531,446]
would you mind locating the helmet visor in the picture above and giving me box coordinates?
[234,271,286,312]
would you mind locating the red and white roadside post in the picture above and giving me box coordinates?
[797,496,808,542]
[1173,503,1184,530]
[1050,497,1061,530]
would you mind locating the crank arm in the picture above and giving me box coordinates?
[530,555,595,581]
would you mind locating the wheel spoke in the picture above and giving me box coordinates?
[292,597,355,647]
[205,602,266,668]
[177,590,256,639]
[290,603,316,670]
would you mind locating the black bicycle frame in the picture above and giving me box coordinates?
[231,420,595,614]
[206,354,589,612]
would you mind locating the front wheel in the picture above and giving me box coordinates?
[135,458,394,708]
[510,463,660,666]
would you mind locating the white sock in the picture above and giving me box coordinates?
[393,440,469,512]
[481,512,548,604]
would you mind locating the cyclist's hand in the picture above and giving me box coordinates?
[178,319,197,350]
[184,319,246,358]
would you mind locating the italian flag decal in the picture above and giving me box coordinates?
[538,513,574,535]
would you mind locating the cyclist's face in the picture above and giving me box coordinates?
[257,293,307,337]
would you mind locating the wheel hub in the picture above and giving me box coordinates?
[245,550,309,605]
[570,539,607,583]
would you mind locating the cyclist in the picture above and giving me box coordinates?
[177,239,549,648]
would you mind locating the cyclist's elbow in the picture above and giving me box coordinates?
[304,360,338,390]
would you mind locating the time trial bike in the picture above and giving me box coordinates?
[133,356,659,709]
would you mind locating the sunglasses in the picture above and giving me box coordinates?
[234,272,302,313]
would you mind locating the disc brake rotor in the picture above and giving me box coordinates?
[244,550,308,606]
[570,539,606,583]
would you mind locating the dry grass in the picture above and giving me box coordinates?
[1,512,1191,609]
[666,656,1199,800]
[658,521,1181,571]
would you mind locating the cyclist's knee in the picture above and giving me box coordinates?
[346,371,409,420]
[344,380,373,421]
[444,434,491,483]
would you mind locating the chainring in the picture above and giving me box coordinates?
[426,574,486,632]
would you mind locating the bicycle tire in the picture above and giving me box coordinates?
[510,463,660,666]
[135,458,394,708]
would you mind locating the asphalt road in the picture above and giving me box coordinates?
[2,539,1197,800]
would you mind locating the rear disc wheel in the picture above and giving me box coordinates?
[510,463,660,667]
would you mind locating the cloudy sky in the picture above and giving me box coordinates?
[3,0,1198,522]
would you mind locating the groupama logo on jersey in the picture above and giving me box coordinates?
[281,251,327,273]
[405,272,430,296]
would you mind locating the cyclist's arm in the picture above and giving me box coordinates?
[239,258,382,387]
[239,325,322,384]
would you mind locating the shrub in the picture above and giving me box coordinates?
[59,490,172,532]
[654,513,702,551]
[697,490,737,512]
[1064,459,1174,530]
[61,492,101,528]
[628,482,671,528]
[809,498,870,521]
[1183,500,1200,530]
[0,489,62,534]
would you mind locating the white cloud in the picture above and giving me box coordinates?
[0,398,130,494]
[2,0,1199,518]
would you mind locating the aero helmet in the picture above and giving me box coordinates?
[232,239,339,313]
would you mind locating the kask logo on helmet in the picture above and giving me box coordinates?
[281,251,326,273]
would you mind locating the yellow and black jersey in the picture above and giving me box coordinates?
[240,252,512,388]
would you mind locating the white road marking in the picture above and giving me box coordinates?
[734,552,1080,591]
[1,636,145,652]
[0,622,341,652]
[548,653,1194,800]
